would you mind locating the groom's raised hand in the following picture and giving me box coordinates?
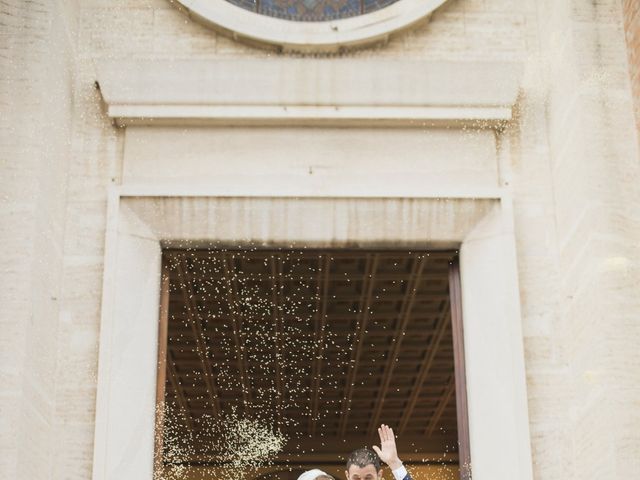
[371,424,403,470]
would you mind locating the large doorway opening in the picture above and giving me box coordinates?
[154,248,469,480]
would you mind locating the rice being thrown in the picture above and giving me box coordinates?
[159,406,287,480]
[225,418,287,470]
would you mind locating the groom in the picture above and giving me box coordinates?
[345,424,412,480]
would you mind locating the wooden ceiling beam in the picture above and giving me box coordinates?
[166,271,449,282]
[168,320,446,331]
[270,254,284,424]
[165,249,455,260]
[222,254,251,409]
[177,435,456,455]
[310,255,331,435]
[169,451,459,466]
[425,375,456,437]
[168,359,453,374]
[172,292,449,303]
[167,350,195,432]
[338,254,379,436]
[175,259,221,415]
[367,255,426,435]
[398,300,451,435]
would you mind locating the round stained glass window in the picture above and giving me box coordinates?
[173,0,450,52]
[225,0,401,22]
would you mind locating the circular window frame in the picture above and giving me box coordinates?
[174,0,450,52]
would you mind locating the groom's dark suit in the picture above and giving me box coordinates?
[391,465,412,480]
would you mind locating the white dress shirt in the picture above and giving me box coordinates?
[392,464,409,480]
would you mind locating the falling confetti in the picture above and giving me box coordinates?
[157,247,461,479]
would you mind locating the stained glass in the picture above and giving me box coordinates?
[225,0,402,22]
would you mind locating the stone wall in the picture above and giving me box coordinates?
[623,0,640,132]
[1,0,76,477]
[515,1,640,478]
[1,0,639,479]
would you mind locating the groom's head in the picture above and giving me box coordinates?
[345,448,382,480]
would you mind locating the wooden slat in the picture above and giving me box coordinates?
[309,255,331,435]
[177,374,454,387]
[176,448,458,465]
[398,300,451,435]
[424,375,456,436]
[175,259,221,415]
[222,255,251,409]
[338,254,379,436]
[367,255,426,434]
[177,292,449,302]
[270,255,283,424]
[167,248,454,258]
[168,319,447,332]
[167,350,195,431]
[178,435,456,457]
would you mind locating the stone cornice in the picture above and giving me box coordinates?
[97,59,522,128]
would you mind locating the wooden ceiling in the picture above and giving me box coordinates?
[160,248,459,465]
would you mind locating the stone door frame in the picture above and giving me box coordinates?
[91,185,534,480]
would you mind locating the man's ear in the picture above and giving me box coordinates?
[378,469,384,479]
[344,470,349,480]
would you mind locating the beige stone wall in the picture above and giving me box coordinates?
[623,0,640,132]
[1,0,639,479]
[2,0,78,478]
[514,2,640,478]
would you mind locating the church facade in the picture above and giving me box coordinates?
[2,1,640,479]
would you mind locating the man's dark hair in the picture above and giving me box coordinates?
[346,448,381,471]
